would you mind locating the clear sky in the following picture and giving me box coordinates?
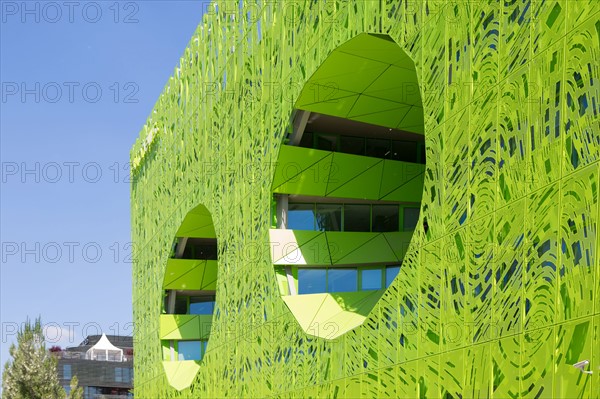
[1,0,207,367]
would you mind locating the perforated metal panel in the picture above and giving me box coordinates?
[131,1,599,397]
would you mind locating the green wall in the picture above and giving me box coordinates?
[131,1,599,397]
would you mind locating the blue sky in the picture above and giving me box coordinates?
[1,0,207,364]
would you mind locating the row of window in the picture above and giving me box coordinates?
[164,340,208,361]
[171,295,216,315]
[287,203,420,232]
[115,366,133,383]
[172,238,218,260]
[82,386,133,398]
[89,352,122,361]
[62,365,132,384]
[298,132,426,164]
[296,265,400,295]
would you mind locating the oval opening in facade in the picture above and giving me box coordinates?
[160,204,218,391]
[269,33,425,339]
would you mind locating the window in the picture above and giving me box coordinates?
[287,201,409,233]
[63,364,72,380]
[288,203,315,230]
[174,296,188,314]
[361,268,383,290]
[385,265,400,287]
[391,141,417,162]
[115,367,123,383]
[366,138,391,158]
[403,207,420,231]
[327,268,358,292]
[316,204,342,231]
[344,204,370,232]
[294,129,424,163]
[177,341,202,361]
[298,268,326,294]
[340,136,365,155]
[182,239,218,260]
[295,266,399,295]
[315,134,338,151]
[298,131,313,148]
[189,297,215,315]
[372,205,399,232]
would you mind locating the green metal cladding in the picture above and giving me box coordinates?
[131,1,600,397]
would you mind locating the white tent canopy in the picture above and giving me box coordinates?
[85,333,123,362]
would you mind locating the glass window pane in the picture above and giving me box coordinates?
[316,204,342,231]
[344,204,370,232]
[386,265,400,287]
[340,136,365,155]
[403,207,420,231]
[315,134,337,151]
[63,364,72,380]
[298,269,326,294]
[361,268,383,290]
[178,341,202,361]
[182,239,218,260]
[189,298,215,315]
[298,131,313,148]
[327,268,358,292]
[372,205,399,232]
[392,141,417,162]
[366,138,391,159]
[288,204,315,230]
[174,297,188,314]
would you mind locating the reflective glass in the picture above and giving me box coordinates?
[386,265,400,287]
[174,297,188,314]
[361,268,383,290]
[392,141,418,162]
[403,207,420,231]
[340,136,365,155]
[178,341,202,361]
[298,131,313,148]
[327,268,358,292]
[182,239,218,260]
[189,298,215,315]
[63,364,72,380]
[192,244,218,260]
[366,138,391,158]
[288,203,315,230]
[344,204,370,232]
[315,134,338,151]
[372,205,399,232]
[298,269,326,294]
[316,204,342,231]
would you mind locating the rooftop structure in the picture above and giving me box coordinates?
[54,334,133,399]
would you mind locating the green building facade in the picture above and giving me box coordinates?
[131,1,599,397]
